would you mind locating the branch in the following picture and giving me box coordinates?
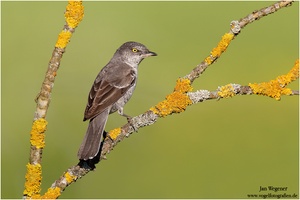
[184,0,294,83]
[23,1,84,199]
[46,0,297,198]
[292,90,299,95]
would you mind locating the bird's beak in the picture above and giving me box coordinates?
[142,51,157,58]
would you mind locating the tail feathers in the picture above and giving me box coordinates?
[77,109,109,160]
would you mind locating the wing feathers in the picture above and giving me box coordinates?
[83,64,136,120]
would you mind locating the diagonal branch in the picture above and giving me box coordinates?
[184,0,294,83]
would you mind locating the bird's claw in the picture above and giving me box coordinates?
[126,116,138,133]
[126,116,132,123]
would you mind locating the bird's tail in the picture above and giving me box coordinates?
[77,109,109,160]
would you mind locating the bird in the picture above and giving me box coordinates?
[77,41,157,161]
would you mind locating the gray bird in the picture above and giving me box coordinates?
[78,41,157,160]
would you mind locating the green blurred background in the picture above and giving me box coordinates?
[1,1,299,199]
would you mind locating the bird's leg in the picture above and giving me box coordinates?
[117,108,137,132]
[117,107,131,122]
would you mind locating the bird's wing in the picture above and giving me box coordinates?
[83,63,136,120]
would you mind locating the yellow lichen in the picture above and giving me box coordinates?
[204,56,213,65]
[65,0,84,29]
[277,59,299,86]
[55,30,72,49]
[218,84,236,98]
[65,172,77,184]
[249,59,299,100]
[23,163,42,197]
[54,1,84,48]
[150,78,193,117]
[41,187,61,199]
[249,81,292,100]
[30,194,42,199]
[174,78,193,93]
[204,33,234,65]
[109,128,122,140]
[30,118,47,149]
[211,33,234,58]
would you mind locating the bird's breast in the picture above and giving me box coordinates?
[110,79,137,114]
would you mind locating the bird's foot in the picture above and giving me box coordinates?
[126,116,138,133]
[120,112,138,133]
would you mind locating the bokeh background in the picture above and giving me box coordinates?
[1,1,299,199]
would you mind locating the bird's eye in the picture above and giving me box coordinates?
[132,48,138,53]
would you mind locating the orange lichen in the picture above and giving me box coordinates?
[30,118,47,149]
[23,163,42,197]
[205,56,213,65]
[65,0,84,29]
[249,59,299,100]
[211,33,234,57]
[204,33,234,64]
[40,187,61,199]
[218,84,236,98]
[174,78,193,93]
[109,128,122,140]
[150,79,193,117]
[55,1,84,48]
[65,172,77,184]
[55,30,72,49]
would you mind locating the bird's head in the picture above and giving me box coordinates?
[115,41,157,67]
